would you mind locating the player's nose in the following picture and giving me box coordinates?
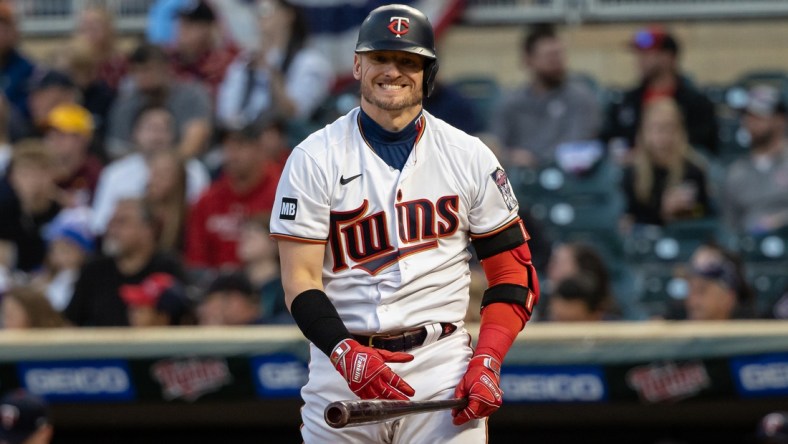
[379,61,402,77]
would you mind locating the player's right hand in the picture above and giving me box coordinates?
[330,339,415,400]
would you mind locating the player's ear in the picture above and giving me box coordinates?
[353,54,362,80]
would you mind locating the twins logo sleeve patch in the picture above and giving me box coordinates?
[280,197,298,220]
[490,167,517,211]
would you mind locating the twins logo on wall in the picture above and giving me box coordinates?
[626,360,711,403]
[150,357,232,402]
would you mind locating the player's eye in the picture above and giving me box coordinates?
[399,57,422,70]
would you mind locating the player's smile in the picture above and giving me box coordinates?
[378,83,406,90]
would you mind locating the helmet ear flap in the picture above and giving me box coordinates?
[424,59,439,98]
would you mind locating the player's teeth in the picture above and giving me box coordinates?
[381,84,403,90]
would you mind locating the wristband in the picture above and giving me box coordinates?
[290,289,352,356]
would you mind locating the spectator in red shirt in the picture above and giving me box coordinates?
[43,103,103,207]
[186,112,289,269]
[169,0,238,100]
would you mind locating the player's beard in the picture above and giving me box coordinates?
[361,82,423,112]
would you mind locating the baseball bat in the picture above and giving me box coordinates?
[324,398,468,429]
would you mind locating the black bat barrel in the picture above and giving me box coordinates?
[324,399,468,429]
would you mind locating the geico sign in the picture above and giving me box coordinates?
[258,362,308,390]
[740,362,788,391]
[501,373,605,402]
[25,367,130,395]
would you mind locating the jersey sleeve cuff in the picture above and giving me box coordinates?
[469,216,524,240]
[269,233,328,244]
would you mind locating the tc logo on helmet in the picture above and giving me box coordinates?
[388,17,410,38]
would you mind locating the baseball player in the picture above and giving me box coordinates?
[271,4,539,442]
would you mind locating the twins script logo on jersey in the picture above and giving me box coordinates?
[329,195,460,275]
[491,167,517,211]
[388,17,409,38]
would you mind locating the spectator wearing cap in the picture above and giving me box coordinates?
[0,389,53,443]
[30,207,94,311]
[673,243,754,321]
[105,43,212,159]
[42,103,103,207]
[600,27,718,158]
[1,286,67,329]
[723,85,788,235]
[92,104,209,235]
[65,198,186,326]
[147,0,190,45]
[120,272,191,326]
[12,70,80,143]
[185,113,288,269]
[217,0,333,127]
[491,23,601,168]
[197,272,264,325]
[0,140,61,273]
[168,0,238,100]
[237,214,291,324]
[0,3,35,118]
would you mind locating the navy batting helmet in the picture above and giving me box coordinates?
[355,4,439,97]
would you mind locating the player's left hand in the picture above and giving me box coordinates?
[452,354,503,426]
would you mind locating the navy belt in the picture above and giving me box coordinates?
[352,323,457,353]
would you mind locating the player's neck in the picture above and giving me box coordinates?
[360,102,423,133]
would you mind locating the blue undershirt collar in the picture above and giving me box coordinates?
[358,108,424,171]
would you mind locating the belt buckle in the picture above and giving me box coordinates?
[366,333,391,347]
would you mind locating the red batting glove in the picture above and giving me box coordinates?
[452,354,503,425]
[330,339,416,400]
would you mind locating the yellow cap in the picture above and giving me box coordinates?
[46,103,94,138]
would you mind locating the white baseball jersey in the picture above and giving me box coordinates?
[270,108,520,334]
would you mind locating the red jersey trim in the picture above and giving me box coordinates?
[469,217,525,240]
[270,233,328,245]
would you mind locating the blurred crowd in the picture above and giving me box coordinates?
[0,0,319,330]
[492,24,788,323]
[0,0,786,332]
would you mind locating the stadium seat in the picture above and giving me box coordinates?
[508,166,541,208]
[701,83,728,107]
[450,76,501,132]
[747,263,788,317]
[631,262,688,318]
[737,226,788,262]
[624,218,724,264]
[716,116,749,165]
